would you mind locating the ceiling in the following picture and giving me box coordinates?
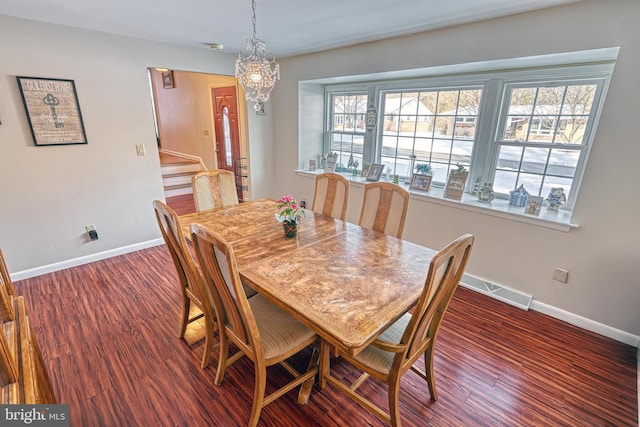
[0,0,579,58]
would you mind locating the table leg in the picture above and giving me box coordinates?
[298,344,320,405]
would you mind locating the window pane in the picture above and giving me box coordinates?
[494,170,519,194]
[436,91,459,114]
[517,173,543,196]
[547,149,579,178]
[399,93,420,115]
[452,139,473,165]
[399,115,416,134]
[541,176,573,202]
[521,147,549,174]
[556,115,589,144]
[508,87,536,114]
[497,146,523,171]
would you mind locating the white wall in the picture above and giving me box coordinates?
[272,0,640,338]
[0,15,276,273]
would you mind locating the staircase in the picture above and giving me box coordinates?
[159,151,204,198]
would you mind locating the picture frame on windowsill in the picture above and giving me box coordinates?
[409,174,432,192]
[366,163,384,182]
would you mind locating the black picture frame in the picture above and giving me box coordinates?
[16,76,87,146]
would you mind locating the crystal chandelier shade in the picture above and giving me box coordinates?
[235,0,280,111]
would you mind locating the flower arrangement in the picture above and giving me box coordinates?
[275,195,306,224]
[415,163,432,175]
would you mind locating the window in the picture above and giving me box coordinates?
[313,51,617,221]
[327,92,367,172]
[493,82,601,205]
[380,88,482,184]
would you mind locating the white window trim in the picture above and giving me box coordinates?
[302,48,619,231]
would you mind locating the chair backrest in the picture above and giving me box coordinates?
[0,247,15,322]
[311,173,350,221]
[397,234,474,372]
[190,224,262,359]
[192,170,239,212]
[153,200,207,307]
[358,182,409,238]
[0,247,16,297]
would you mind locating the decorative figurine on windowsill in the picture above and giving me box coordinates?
[471,178,481,196]
[477,182,495,202]
[509,184,529,207]
[546,187,566,211]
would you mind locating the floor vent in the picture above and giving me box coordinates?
[460,274,532,310]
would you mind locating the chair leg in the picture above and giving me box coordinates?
[214,335,229,386]
[179,296,190,339]
[248,364,267,427]
[200,312,215,369]
[424,347,437,401]
[388,380,402,427]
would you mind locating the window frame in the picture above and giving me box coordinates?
[324,90,369,173]
[488,77,609,208]
[321,60,614,216]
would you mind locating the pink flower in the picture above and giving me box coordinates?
[275,195,306,224]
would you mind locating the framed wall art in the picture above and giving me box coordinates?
[16,76,87,146]
[161,70,174,88]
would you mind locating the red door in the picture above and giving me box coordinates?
[212,86,242,198]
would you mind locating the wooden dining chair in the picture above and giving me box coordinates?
[311,172,350,220]
[0,247,17,298]
[190,224,319,427]
[320,234,475,427]
[191,169,239,212]
[0,247,15,322]
[153,200,216,369]
[358,182,410,238]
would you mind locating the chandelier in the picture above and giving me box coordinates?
[235,0,280,111]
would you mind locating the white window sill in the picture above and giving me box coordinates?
[295,170,578,232]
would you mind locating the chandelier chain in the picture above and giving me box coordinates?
[251,0,257,41]
[235,0,280,111]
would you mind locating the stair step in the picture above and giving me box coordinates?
[161,163,202,175]
[162,171,198,179]
[165,186,193,197]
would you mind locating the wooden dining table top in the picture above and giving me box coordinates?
[180,199,437,356]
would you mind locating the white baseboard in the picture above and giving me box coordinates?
[10,239,165,282]
[530,299,640,348]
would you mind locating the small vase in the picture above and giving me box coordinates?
[282,222,298,238]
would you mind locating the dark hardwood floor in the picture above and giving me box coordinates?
[12,194,637,426]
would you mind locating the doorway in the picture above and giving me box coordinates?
[149,69,247,201]
[212,86,243,200]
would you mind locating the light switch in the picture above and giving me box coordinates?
[136,144,146,156]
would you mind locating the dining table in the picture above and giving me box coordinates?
[179,198,438,400]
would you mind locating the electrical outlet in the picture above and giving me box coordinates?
[85,224,99,241]
[136,144,146,156]
[552,267,568,283]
